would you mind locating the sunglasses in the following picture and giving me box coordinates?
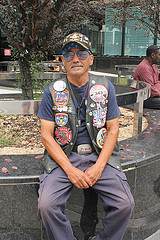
[63,50,89,62]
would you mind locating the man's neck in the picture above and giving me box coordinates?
[145,57,153,66]
[67,73,89,87]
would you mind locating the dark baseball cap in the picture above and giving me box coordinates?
[62,32,93,54]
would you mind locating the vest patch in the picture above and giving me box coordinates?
[89,84,108,103]
[96,128,107,148]
[53,80,66,91]
[55,127,72,144]
[55,113,68,126]
[93,108,107,128]
[52,89,69,107]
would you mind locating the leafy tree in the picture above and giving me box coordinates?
[105,0,160,43]
[0,0,105,99]
[126,0,160,44]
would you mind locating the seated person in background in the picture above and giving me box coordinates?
[133,45,160,109]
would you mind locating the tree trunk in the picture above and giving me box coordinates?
[18,58,33,99]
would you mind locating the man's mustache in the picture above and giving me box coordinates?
[70,63,83,69]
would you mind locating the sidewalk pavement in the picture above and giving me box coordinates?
[0,86,21,97]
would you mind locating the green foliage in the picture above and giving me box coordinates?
[0,115,18,147]
[0,130,17,147]
[30,60,51,99]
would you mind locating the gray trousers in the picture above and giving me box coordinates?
[38,152,134,240]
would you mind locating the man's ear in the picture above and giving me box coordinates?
[61,55,66,71]
[89,54,94,66]
[61,55,64,65]
[151,52,155,59]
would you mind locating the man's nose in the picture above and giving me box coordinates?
[72,52,79,62]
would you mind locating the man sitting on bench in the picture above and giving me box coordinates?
[134,45,160,109]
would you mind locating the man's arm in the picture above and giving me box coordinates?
[85,117,119,186]
[40,119,92,189]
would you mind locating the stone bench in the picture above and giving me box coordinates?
[120,108,160,240]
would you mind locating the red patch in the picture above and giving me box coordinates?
[138,151,146,154]
[55,127,72,144]
[4,158,12,162]
[126,149,131,152]
[12,166,18,170]
[34,155,44,159]
[2,167,8,173]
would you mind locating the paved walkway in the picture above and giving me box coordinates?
[0,86,21,98]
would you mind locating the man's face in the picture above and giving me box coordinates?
[61,48,94,77]
[152,49,160,64]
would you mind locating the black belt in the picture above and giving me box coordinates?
[72,144,95,155]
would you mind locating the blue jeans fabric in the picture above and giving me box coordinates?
[38,152,134,240]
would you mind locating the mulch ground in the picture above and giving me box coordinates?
[0,114,43,148]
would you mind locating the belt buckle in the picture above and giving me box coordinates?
[77,144,92,155]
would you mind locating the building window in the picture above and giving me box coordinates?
[104,8,157,56]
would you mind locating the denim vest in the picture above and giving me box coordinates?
[42,73,121,173]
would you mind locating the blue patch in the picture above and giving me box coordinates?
[55,113,68,126]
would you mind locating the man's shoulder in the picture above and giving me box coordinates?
[137,58,147,67]
[135,59,150,72]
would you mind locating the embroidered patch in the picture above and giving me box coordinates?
[57,106,68,112]
[52,106,57,111]
[55,113,68,126]
[93,108,107,128]
[89,84,108,103]
[55,127,72,144]
[52,89,69,107]
[96,128,107,148]
[90,103,95,108]
[53,80,66,91]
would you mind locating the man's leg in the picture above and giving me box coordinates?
[38,167,75,240]
[92,164,134,240]
[80,188,98,240]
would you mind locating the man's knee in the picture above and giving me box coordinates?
[38,195,58,217]
[118,193,134,218]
